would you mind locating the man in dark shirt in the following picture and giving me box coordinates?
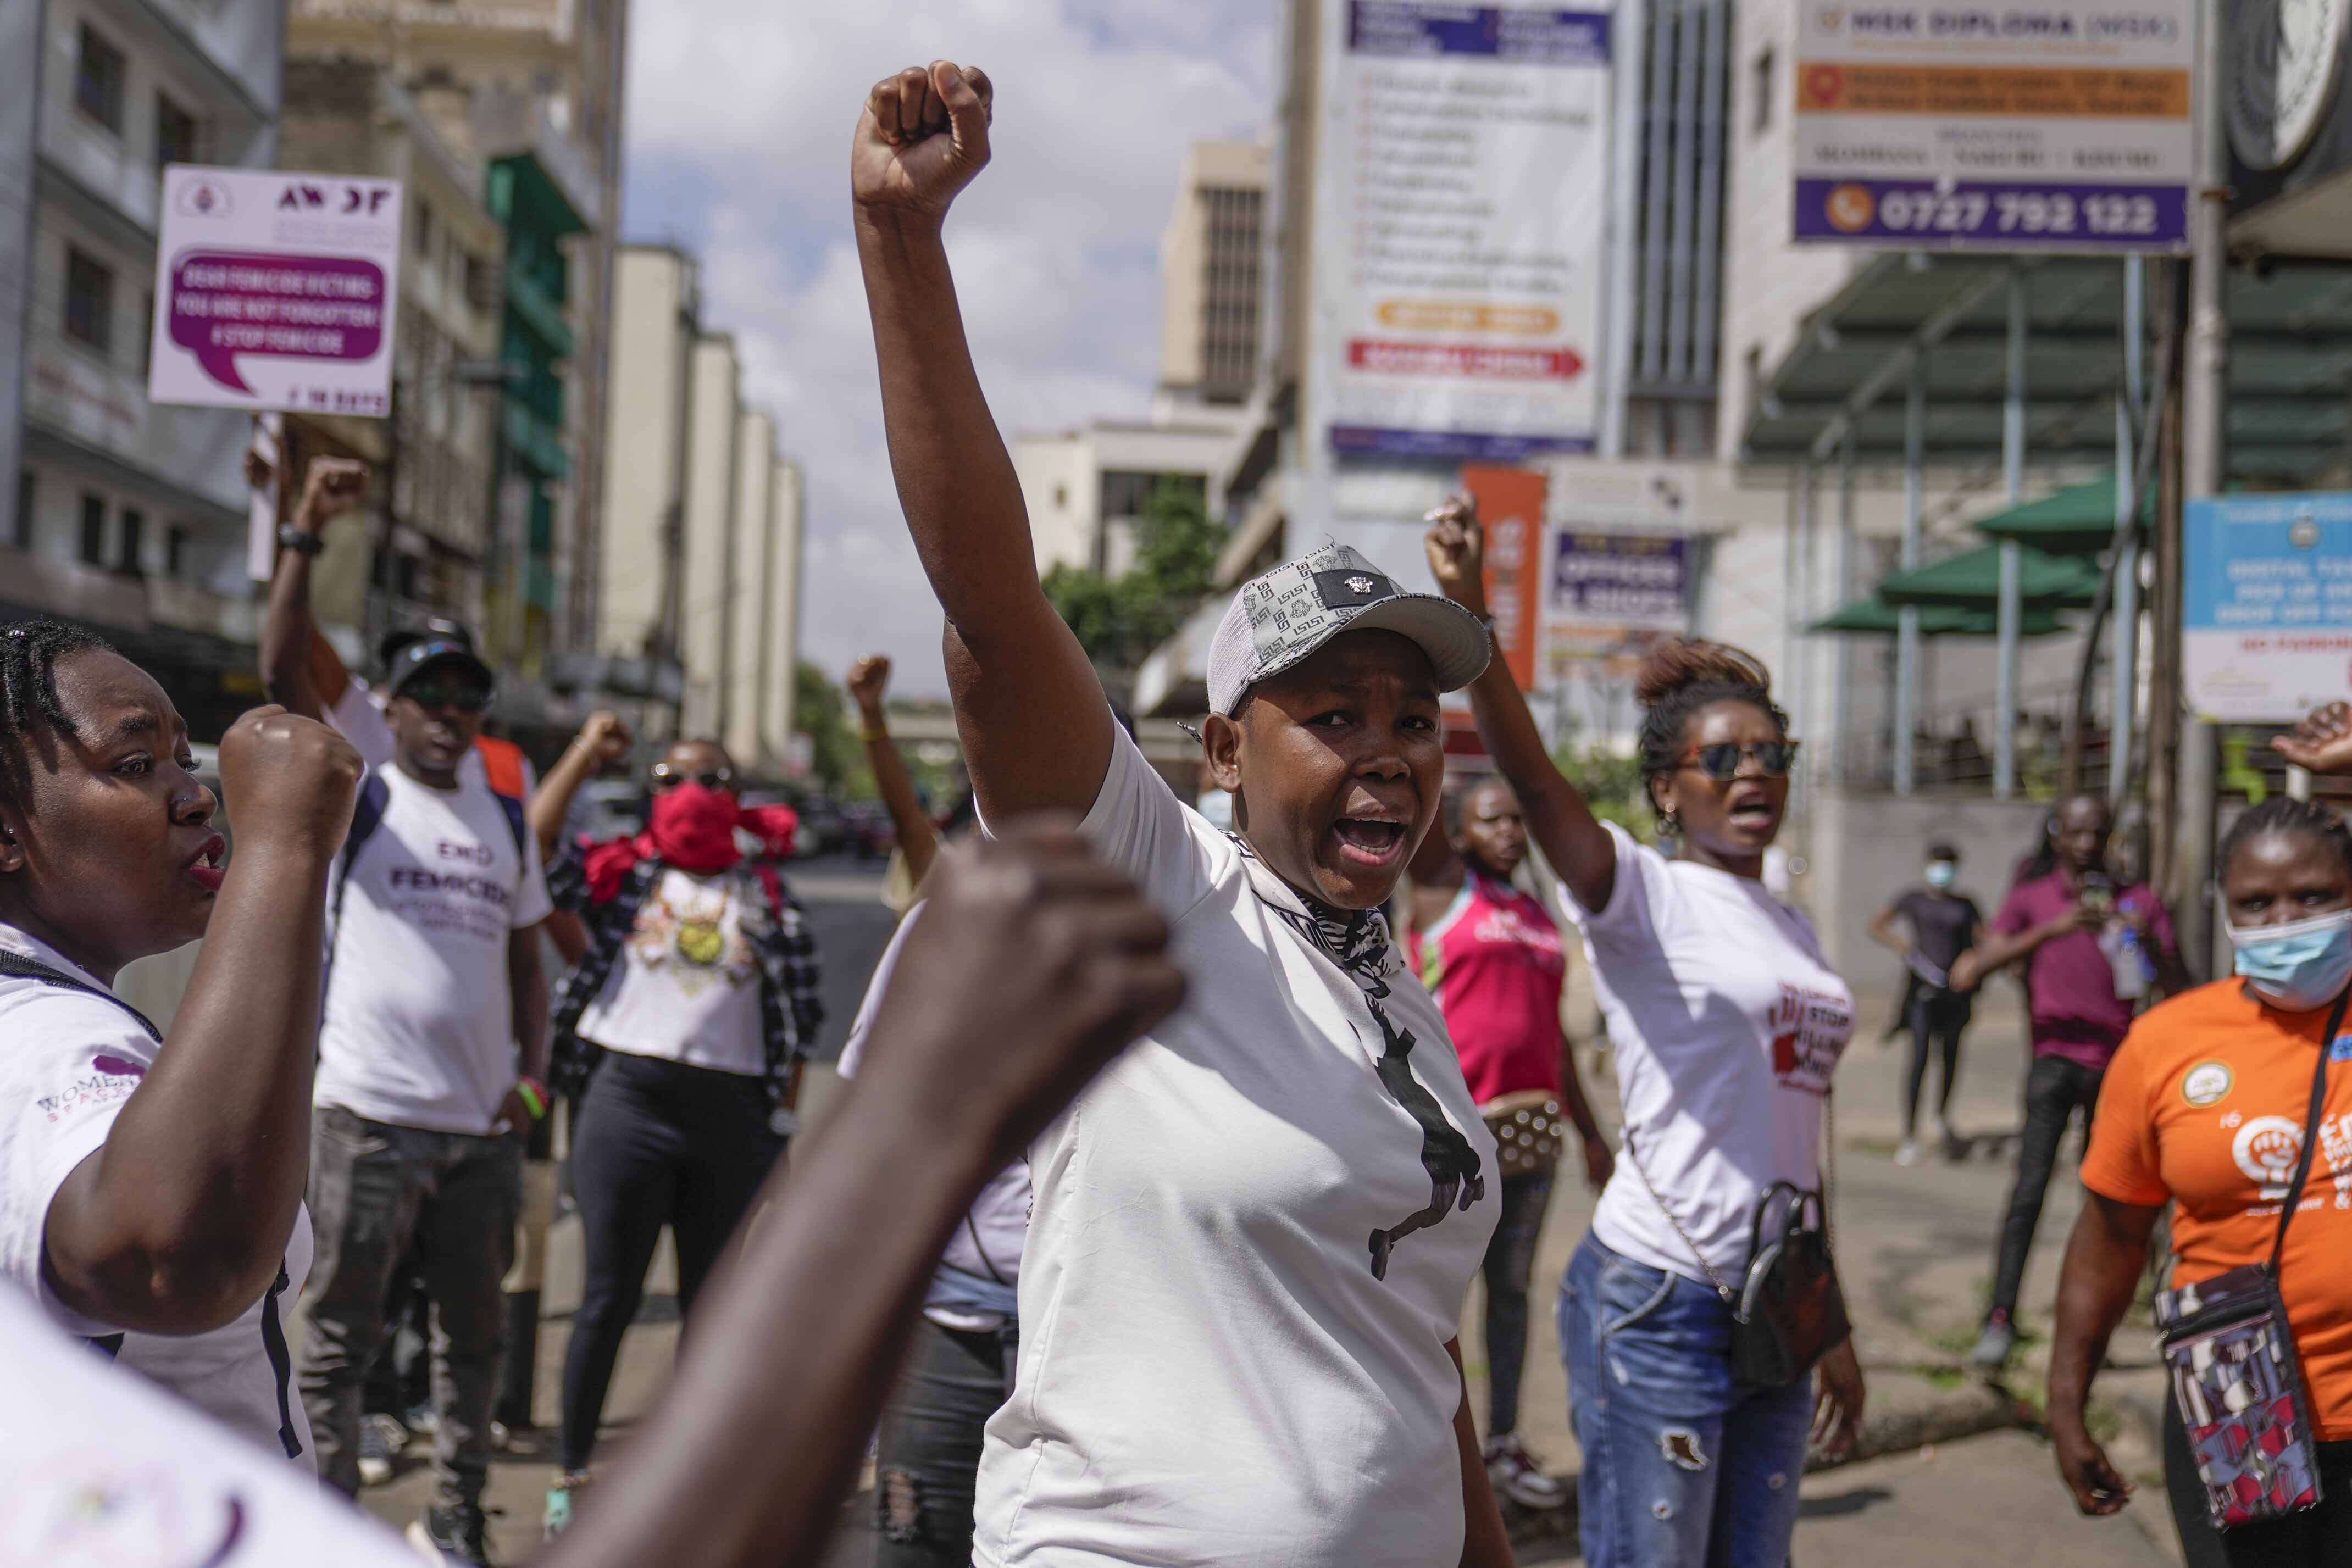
[1871,843,1983,1166]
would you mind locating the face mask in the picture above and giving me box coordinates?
[2228,907,2352,1012]
[647,781,744,874]
[1924,861,1956,890]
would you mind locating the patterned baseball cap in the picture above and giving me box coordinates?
[1205,543,1491,716]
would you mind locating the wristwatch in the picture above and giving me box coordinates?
[276,526,325,556]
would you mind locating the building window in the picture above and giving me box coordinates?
[140,291,154,376]
[166,524,188,579]
[155,92,200,167]
[13,472,32,551]
[464,253,495,313]
[75,25,126,134]
[64,247,114,357]
[79,494,106,567]
[1752,47,1775,134]
[413,199,435,259]
[117,510,145,576]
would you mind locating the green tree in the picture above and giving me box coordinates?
[794,659,870,795]
[1041,476,1224,673]
[1550,732,1655,843]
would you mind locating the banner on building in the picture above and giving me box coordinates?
[1460,465,1547,688]
[149,165,402,415]
[1316,2,1611,460]
[2184,493,2352,724]
[1791,2,2194,252]
[1544,529,1689,737]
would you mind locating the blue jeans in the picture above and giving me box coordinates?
[1563,1234,1812,1568]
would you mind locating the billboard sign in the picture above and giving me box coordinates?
[1317,2,1611,460]
[1544,529,1689,737]
[1460,465,1547,688]
[149,165,402,415]
[1791,1,2195,252]
[2184,493,2352,724]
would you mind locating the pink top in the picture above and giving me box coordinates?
[1990,869,2178,1070]
[1411,869,1566,1105]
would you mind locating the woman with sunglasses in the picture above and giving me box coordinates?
[1428,503,1863,1568]
[525,721,823,1536]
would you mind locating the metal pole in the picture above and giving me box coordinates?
[1793,462,1816,816]
[2111,255,2145,809]
[1833,429,1856,786]
[2178,0,2228,976]
[1995,272,2026,800]
[1896,356,1924,796]
[1600,0,1647,459]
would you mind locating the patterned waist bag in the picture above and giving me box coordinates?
[2154,988,2347,1531]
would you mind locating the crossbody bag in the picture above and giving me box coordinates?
[2153,987,2348,1531]
[1625,1092,1851,1392]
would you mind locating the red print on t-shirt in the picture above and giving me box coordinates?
[1767,983,1851,1096]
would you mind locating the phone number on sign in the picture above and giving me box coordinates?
[1870,189,2162,237]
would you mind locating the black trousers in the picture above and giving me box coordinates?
[2165,1392,2352,1566]
[873,1316,1014,1567]
[1482,1170,1554,1439]
[1989,1053,2105,1320]
[557,1050,785,1472]
[1902,988,1970,1139]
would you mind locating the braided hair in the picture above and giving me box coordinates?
[2221,796,2352,880]
[1634,639,1788,822]
[0,618,117,805]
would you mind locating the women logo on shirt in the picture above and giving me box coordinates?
[2182,1061,2234,1108]
[2233,1116,2305,1198]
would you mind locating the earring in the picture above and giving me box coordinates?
[1659,809,1683,838]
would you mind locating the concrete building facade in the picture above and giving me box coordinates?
[3,0,285,738]
[723,407,773,768]
[1157,140,1271,413]
[677,334,739,741]
[1014,419,1237,580]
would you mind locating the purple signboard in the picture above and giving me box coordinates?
[1791,179,2188,248]
[167,251,387,396]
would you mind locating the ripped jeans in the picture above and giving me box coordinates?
[872,1316,1014,1566]
[1563,1234,1811,1568]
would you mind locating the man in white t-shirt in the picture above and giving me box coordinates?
[285,632,552,1566]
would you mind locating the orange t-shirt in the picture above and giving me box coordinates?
[2082,980,2352,1439]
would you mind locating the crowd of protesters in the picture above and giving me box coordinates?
[5,55,2352,1568]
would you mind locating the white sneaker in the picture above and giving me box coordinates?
[359,1412,407,1487]
[1894,1139,1921,1167]
[1483,1433,1568,1510]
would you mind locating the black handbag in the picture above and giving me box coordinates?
[1626,1096,1850,1392]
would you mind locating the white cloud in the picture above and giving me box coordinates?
[620,1,1277,697]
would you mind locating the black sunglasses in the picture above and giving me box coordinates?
[650,763,735,791]
[1677,740,1800,781]
[398,682,491,715]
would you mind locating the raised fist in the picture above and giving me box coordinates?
[852,60,994,219]
[1423,493,1486,611]
[856,818,1184,1164]
[294,457,368,535]
[217,705,366,858]
[2274,700,2352,777]
[846,654,892,715]
[574,709,634,764]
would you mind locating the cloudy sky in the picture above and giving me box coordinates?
[620,2,1278,698]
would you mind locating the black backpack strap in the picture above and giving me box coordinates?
[323,772,391,1006]
[0,949,160,1041]
[259,1265,301,1458]
[2268,987,2352,1277]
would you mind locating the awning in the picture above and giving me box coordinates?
[1876,543,2100,610]
[1970,473,2151,557]
[1809,595,2068,637]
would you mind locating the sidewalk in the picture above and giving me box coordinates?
[347,975,2187,1565]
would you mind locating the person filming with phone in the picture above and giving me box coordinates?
[1952,793,2185,1372]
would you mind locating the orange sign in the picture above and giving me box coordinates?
[1796,64,2189,119]
[1460,465,1545,690]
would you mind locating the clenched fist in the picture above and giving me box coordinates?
[2275,700,2352,777]
[852,60,994,220]
[293,457,368,536]
[217,705,365,859]
[846,654,892,717]
[573,709,634,765]
[1423,493,1488,614]
[856,818,1184,1165]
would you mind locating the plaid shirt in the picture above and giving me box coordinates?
[547,841,823,1130]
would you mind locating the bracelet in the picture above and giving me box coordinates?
[513,1077,550,1121]
[276,525,325,557]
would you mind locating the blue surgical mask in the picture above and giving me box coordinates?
[1924,861,1956,890]
[2229,908,2352,1012]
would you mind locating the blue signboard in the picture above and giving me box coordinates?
[2184,493,2352,722]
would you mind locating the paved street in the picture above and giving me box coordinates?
[346,863,2188,1564]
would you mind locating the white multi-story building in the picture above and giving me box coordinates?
[0,0,284,738]
[1158,140,1271,414]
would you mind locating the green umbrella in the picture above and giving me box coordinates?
[1807,594,2069,637]
[1875,543,2101,610]
[1969,474,2151,558]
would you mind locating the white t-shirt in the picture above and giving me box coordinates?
[1571,825,1855,1283]
[576,867,767,1076]
[0,926,315,1463]
[838,906,1030,1332]
[313,766,554,1135]
[326,678,537,797]
[971,731,1497,1568]
[0,1285,412,1567]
